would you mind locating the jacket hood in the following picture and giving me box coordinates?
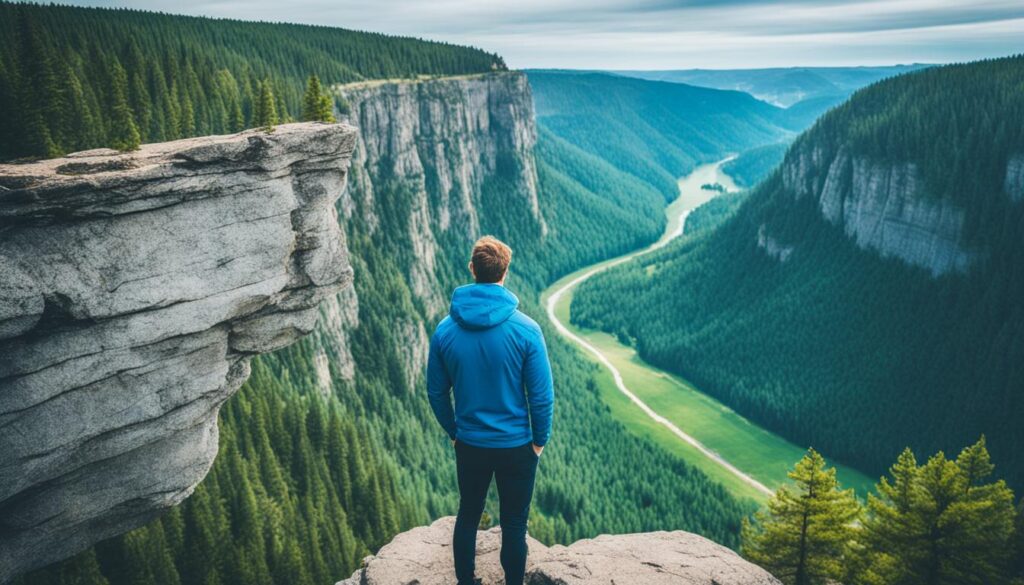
[449,284,519,330]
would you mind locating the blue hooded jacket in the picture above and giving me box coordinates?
[427,283,554,448]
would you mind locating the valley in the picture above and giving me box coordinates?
[4,4,1022,583]
[542,160,875,503]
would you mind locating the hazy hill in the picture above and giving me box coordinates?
[527,70,797,200]
[611,64,930,107]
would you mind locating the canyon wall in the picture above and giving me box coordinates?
[320,72,543,389]
[0,123,357,581]
[779,145,981,276]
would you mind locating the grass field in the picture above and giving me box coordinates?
[541,161,877,504]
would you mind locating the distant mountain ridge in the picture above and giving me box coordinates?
[526,71,804,201]
[610,64,931,107]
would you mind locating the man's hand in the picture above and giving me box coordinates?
[532,443,544,457]
[452,438,457,447]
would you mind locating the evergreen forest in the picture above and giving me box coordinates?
[0,1,504,159]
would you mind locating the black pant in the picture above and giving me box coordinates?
[453,440,539,585]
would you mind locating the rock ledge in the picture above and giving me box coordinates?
[0,122,357,581]
[338,517,780,585]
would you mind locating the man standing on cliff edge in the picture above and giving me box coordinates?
[427,235,555,585]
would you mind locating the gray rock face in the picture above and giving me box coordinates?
[327,73,543,387]
[779,145,978,276]
[1005,153,1024,203]
[337,517,781,585]
[756,224,794,263]
[0,122,357,582]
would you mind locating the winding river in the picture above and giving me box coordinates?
[541,158,874,502]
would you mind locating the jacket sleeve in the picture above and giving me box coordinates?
[523,328,554,446]
[426,333,457,441]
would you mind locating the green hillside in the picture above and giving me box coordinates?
[527,70,795,200]
[0,1,504,160]
[721,142,790,188]
[571,56,1024,489]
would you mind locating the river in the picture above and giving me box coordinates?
[541,158,875,502]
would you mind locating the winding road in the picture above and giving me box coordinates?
[544,158,775,497]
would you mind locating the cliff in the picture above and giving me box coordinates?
[322,72,544,389]
[339,72,542,309]
[777,144,981,276]
[337,517,781,585]
[0,122,357,581]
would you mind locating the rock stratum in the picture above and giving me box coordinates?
[0,122,357,581]
[338,517,781,585]
[777,144,984,276]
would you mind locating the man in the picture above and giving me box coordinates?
[427,235,554,585]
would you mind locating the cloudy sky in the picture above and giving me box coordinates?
[60,0,1024,69]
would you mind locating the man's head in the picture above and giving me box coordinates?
[469,236,512,284]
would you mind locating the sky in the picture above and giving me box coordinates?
[55,0,1024,69]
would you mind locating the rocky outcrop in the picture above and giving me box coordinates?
[778,145,978,276]
[0,122,357,581]
[329,73,543,387]
[337,517,781,585]
[756,224,794,263]
[1005,153,1024,203]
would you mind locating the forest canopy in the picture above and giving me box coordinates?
[0,1,505,159]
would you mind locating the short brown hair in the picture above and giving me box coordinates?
[471,236,512,283]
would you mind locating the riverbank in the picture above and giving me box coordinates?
[541,159,875,503]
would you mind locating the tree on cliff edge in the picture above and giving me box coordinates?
[254,79,278,132]
[742,449,861,585]
[108,59,141,152]
[302,74,335,123]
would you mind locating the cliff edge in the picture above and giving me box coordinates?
[338,517,780,585]
[0,122,357,581]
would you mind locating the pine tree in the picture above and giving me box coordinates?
[143,525,181,585]
[860,438,1016,585]
[742,449,862,585]
[253,79,277,132]
[58,59,99,153]
[1013,498,1024,584]
[16,9,62,158]
[107,59,141,151]
[302,74,322,122]
[57,550,110,585]
[129,72,152,143]
[302,74,335,123]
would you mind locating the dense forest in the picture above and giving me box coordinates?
[572,56,1024,489]
[721,141,789,188]
[0,1,504,159]
[11,5,764,583]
